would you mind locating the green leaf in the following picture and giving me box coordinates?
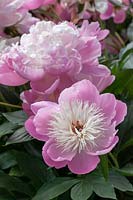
[32,177,80,200]
[118,138,133,153]
[71,179,93,200]
[13,151,47,188]
[100,154,109,181]
[0,122,17,137]
[0,170,33,196]
[93,180,116,199]
[0,188,14,200]
[0,151,17,169]
[5,127,33,145]
[89,172,116,199]
[3,111,27,125]
[115,163,133,176]
[109,170,133,192]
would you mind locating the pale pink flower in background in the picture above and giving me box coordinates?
[0,37,27,86]
[16,13,40,34]
[100,0,129,24]
[0,0,26,28]
[25,80,127,174]
[0,0,40,35]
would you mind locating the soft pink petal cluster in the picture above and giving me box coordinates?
[0,0,55,34]
[100,0,130,24]
[25,80,127,174]
[0,20,113,91]
[59,0,130,24]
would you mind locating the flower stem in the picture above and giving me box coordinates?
[109,152,119,168]
[0,102,21,109]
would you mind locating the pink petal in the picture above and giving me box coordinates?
[33,105,58,137]
[88,136,119,156]
[25,116,48,141]
[100,3,113,20]
[23,0,43,10]
[68,151,100,174]
[31,101,58,114]
[47,143,76,162]
[58,80,100,105]
[112,100,127,126]
[0,71,28,86]
[31,74,59,92]
[99,93,117,121]
[42,140,67,169]
[114,9,126,24]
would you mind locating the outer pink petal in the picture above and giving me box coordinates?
[112,100,127,126]
[88,136,119,156]
[25,116,48,141]
[23,0,43,10]
[47,143,76,162]
[31,74,59,92]
[31,101,58,114]
[99,93,117,121]
[79,39,101,64]
[58,80,100,105]
[33,105,58,137]
[0,71,28,86]
[114,9,126,24]
[42,140,67,169]
[82,64,115,92]
[68,151,100,174]
[100,3,113,20]
[43,0,56,6]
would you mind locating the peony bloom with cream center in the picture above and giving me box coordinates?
[25,80,127,174]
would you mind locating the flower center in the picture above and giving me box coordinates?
[71,120,84,134]
[49,100,106,153]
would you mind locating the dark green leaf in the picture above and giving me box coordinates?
[89,172,116,199]
[115,163,133,176]
[32,177,79,200]
[109,170,133,192]
[0,188,14,200]
[14,151,47,188]
[93,180,116,199]
[5,127,33,145]
[0,151,17,169]
[3,111,27,125]
[0,122,17,137]
[71,179,93,200]
[0,170,33,196]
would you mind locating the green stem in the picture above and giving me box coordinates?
[0,102,21,109]
[109,153,119,168]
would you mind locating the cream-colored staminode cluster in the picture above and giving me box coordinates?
[49,100,106,153]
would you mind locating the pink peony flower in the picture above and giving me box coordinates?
[25,80,127,174]
[0,0,28,28]
[100,1,129,24]
[0,20,113,92]
[0,37,27,86]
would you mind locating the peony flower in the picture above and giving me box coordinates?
[0,0,28,28]
[0,37,27,86]
[0,20,113,92]
[100,0,129,24]
[25,80,127,174]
